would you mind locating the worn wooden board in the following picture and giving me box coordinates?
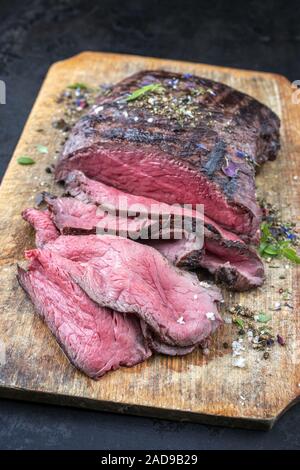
[0,52,299,429]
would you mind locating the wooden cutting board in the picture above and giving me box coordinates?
[0,52,299,430]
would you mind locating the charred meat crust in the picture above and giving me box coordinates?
[55,70,280,240]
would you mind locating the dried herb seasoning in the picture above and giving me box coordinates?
[227,304,285,360]
[258,200,300,264]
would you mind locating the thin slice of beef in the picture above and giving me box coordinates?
[150,234,264,291]
[27,235,223,347]
[43,192,263,290]
[65,169,203,221]
[22,208,59,247]
[63,171,264,290]
[22,209,197,356]
[140,322,196,356]
[17,255,152,379]
[55,71,280,240]
[43,194,172,240]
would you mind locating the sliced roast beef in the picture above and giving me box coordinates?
[63,171,264,290]
[151,234,264,291]
[43,194,174,240]
[27,235,223,347]
[55,71,280,240]
[22,208,59,247]
[21,210,197,356]
[17,255,152,379]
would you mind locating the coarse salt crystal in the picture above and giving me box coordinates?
[133,116,139,122]
[202,348,210,356]
[193,294,198,300]
[94,105,104,114]
[177,316,185,325]
[224,316,232,324]
[147,117,154,123]
[206,312,215,321]
[233,357,246,368]
[247,331,254,343]
[274,301,281,310]
[232,340,245,356]
[199,281,211,288]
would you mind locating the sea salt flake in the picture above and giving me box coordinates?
[199,281,211,288]
[193,294,198,300]
[177,316,185,325]
[232,340,245,356]
[274,301,281,310]
[224,316,232,324]
[206,312,215,321]
[203,348,210,356]
[94,105,104,114]
[233,357,246,368]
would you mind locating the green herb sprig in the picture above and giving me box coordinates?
[233,317,244,329]
[257,313,272,323]
[67,83,89,90]
[259,222,300,264]
[125,83,164,102]
[17,156,35,165]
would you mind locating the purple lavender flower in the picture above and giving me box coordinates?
[222,159,240,178]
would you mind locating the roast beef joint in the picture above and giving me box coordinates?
[18,70,281,379]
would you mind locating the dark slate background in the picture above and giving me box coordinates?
[0,0,300,450]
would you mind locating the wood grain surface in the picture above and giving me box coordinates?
[0,52,299,429]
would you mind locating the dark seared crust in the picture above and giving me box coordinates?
[140,322,196,356]
[175,222,264,291]
[99,71,280,162]
[55,70,280,238]
[59,70,280,166]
